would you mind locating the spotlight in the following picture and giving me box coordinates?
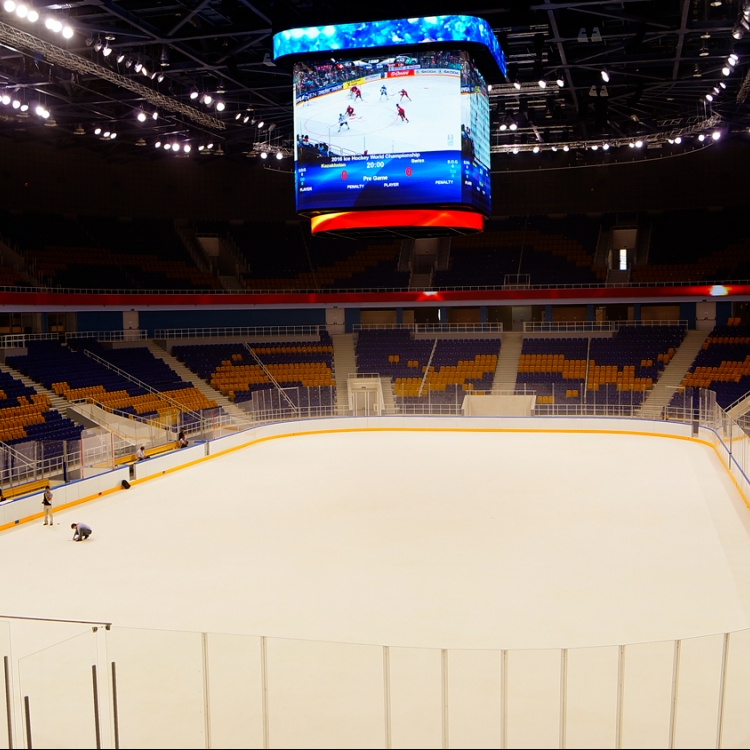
[109,132,116,139]
[591,144,599,150]
[729,53,739,64]
[93,39,102,52]
[94,126,101,135]
[15,4,27,19]
[51,19,63,33]
[150,72,157,80]
[102,130,110,138]
[668,138,674,144]
[3,1,15,12]
[698,133,706,141]
[11,99,19,109]
[162,142,170,149]
[720,81,727,89]
[563,145,570,152]
[706,93,714,101]
[198,144,204,151]
[538,77,547,89]
[602,143,610,150]
[19,103,27,111]
[116,53,125,64]
[141,67,149,77]
[137,110,146,122]
[511,147,519,154]
[27,9,37,22]
[157,73,164,83]
[532,145,540,153]
[154,140,161,148]
[183,144,191,153]
[276,151,283,160]
[699,45,709,57]
[134,61,142,73]
[513,79,521,90]
[207,142,214,149]
[189,88,198,100]
[202,94,212,105]
[722,67,730,76]
[102,44,112,57]
[713,87,720,94]
[257,120,265,128]
[125,58,133,69]
[499,123,507,132]
[1,94,9,105]
[556,76,564,88]
[727,56,736,67]
[674,136,682,144]
[242,115,250,124]
[260,151,268,159]
[551,145,558,152]
[215,101,225,112]
[712,130,721,140]
[235,112,242,121]
[629,142,635,148]
[509,121,517,131]
[152,111,158,120]
[601,69,610,83]
[635,139,643,148]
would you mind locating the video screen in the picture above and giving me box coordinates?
[293,50,491,215]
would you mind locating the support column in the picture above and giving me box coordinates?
[545,304,553,322]
[396,308,403,325]
[586,305,595,322]
[633,303,641,322]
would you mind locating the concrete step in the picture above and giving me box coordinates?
[638,329,709,417]
[147,341,248,420]
[493,331,523,390]
[728,390,750,421]
[0,362,70,415]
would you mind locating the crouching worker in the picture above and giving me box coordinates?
[71,522,92,542]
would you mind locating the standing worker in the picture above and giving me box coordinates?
[71,522,92,542]
[42,485,53,526]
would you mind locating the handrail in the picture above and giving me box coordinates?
[523,320,689,332]
[155,325,322,339]
[725,389,750,413]
[418,339,439,398]
[243,344,298,413]
[0,279,745,296]
[354,323,504,333]
[83,349,203,420]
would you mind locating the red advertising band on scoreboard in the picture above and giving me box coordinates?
[386,70,416,78]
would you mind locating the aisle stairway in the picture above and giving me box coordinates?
[332,333,357,415]
[637,329,709,418]
[492,332,523,391]
[146,341,248,420]
[380,377,396,415]
[0,361,69,415]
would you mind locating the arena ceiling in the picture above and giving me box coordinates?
[0,0,748,164]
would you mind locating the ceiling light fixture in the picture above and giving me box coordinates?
[215,101,225,112]
[137,109,146,122]
[260,151,268,159]
[116,53,125,64]
[189,88,198,100]
[601,69,610,82]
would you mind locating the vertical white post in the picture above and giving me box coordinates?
[383,646,392,749]
[559,649,568,749]
[441,649,449,749]
[201,633,211,749]
[668,640,681,748]
[500,649,508,750]
[716,633,730,750]
[615,645,625,749]
[261,636,269,750]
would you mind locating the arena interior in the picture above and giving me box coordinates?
[0,1,749,748]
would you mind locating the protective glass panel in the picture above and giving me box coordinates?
[18,629,99,749]
[265,637,384,749]
[105,627,205,749]
[0,621,11,750]
[719,629,750,748]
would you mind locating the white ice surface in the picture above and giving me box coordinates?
[1,430,750,652]
[296,74,460,155]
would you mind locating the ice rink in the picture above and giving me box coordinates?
[296,75,461,155]
[1,427,749,652]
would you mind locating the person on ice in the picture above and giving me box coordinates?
[338,113,350,131]
[42,485,53,526]
[380,85,388,99]
[396,104,409,122]
[71,522,92,542]
[346,104,355,118]
[399,88,411,101]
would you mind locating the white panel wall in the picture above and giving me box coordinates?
[132,443,206,480]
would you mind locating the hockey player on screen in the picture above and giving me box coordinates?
[399,88,411,101]
[346,104,355,118]
[380,85,389,99]
[350,85,362,101]
[338,113,350,131]
[396,104,409,123]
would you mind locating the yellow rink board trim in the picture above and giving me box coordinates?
[1,425,748,533]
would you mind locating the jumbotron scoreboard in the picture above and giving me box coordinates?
[273,15,506,236]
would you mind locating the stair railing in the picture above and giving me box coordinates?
[243,344,299,413]
[418,339,439,398]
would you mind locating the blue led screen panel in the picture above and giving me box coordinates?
[294,51,491,215]
[274,15,506,78]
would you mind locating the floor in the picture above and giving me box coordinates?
[1,428,749,652]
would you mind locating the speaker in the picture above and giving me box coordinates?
[121,480,131,489]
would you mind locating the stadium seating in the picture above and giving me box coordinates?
[172,331,335,407]
[355,330,500,404]
[675,320,750,407]
[516,326,685,406]
[0,369,82,446]
[7,341,216,422]
[0,211,220,290]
